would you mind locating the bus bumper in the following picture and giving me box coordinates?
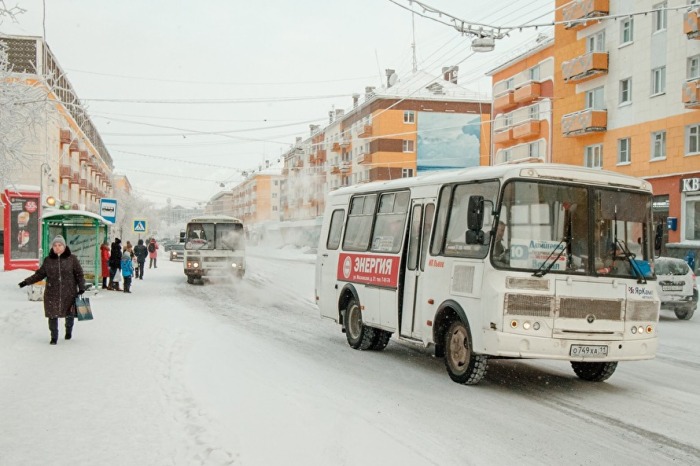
[482,332,658,361]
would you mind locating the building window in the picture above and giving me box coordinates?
[585,86,605,110]
[504,113,513,127]
[620,78,632,104]
[402,140,415,152]
[620,17,634,44]
[506,77,514,90]
[274,180,278,186]
[652,2,667,32]
[651,131,666,160]
[402,168,414,178]
[272,193,277,198]
[618,138,631,164]
[687,124,700,155]
[272,206,278,211]
[404,111,415,124]
[586,31,605,52]
[688,55,700,80]
[584,144,603,168]
[528,141,541,158]
[528,65,540,82]
[529,105,540,120]
[651,67,666,95]
[685,196,700,241]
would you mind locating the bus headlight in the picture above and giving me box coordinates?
[231,263,238,268]
[523,321,531,330]
[631,326,637,334]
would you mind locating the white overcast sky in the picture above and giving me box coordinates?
[1,0,554,208]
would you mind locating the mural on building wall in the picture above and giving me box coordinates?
[417,112,481,173]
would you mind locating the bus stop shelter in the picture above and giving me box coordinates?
[41,209,111,289]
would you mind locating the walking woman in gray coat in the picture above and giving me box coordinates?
[18,235,86,345]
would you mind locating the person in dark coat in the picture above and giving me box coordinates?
[108,237,122,290]
[18,235,86,345]
[133,239,148,280]
[100,240,110,289]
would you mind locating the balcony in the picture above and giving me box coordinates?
[562,52,608,83]
[79,150,89,163]
[79,179,88,190]
[60,129,72,144]
[359,125,372,138]
[493,90,516,112]
[71,173,80,184]
[315,149,327,163]
[330,165,341,175]
[340,162,351,173]
[514,82,541,104]
[331,142,341,152]
[512,120,542,140]
[684,8,700,39]
[69,140,79,152]
[59,165,72,180]
[682,79,700,109]
[358,153,375,165]
[493,128,512,144]
[561,109,607,136]
[562,0,608,30]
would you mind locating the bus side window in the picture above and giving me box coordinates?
[431,186,452,256]
[343,194,376,251]
[420,203,435,271]
[371,191,409,253]
[326,209,345,250]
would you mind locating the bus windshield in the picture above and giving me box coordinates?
[185,222,244,251]
[494,180,652,278]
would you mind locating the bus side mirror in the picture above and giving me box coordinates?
[466,230,485,245]
[467,195,484,231]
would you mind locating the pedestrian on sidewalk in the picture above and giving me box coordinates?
[100,239,110,289]
[148,238,159,269]
[18,235,86,345]
[121,251,134,293]
[134,239,148,279]
[108,238,122,290]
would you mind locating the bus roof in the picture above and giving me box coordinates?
[329,162,652,198]
[187,214,243,224]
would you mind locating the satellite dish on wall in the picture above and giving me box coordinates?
[388,73,398,87]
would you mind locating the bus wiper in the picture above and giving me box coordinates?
[532,237,568,277]
[614,238,647,284]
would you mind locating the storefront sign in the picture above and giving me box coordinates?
[681,177,700,193]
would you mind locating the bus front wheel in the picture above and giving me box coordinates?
[571,361,617,382]
[444,320,488,385]
[344,298,376,350]
[187,276,195,284]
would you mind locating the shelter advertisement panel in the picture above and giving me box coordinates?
[2,189,40,271]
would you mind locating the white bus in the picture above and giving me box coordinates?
[315,162,659,385]
[183,215,245,284]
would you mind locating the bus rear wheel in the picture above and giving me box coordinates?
[344,298,376,350]
[571,361,618,382]
[369,330,392,351]
[444,320,487,385]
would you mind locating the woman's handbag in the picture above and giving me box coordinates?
[75,295,93,321]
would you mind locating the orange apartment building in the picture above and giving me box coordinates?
[282,68,492,224]
[227,171,282,235]
[490,0,700,258]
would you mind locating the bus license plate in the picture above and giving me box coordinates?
[570,345,608,357]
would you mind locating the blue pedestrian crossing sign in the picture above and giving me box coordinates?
[133,220,147,233]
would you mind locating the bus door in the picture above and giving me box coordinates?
[400,199,435,339]
[317,208,346,320]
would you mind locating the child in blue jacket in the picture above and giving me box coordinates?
[121,251,134,293]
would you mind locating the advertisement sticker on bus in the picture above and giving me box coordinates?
[509,239,566,270]
[337,252,400,288]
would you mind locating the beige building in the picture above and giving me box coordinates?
[0,35,114,216]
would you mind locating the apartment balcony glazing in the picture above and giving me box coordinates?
[562,0,608,30]
[493,90,516,112]
[562,52,608,83]
[514,82,541,104]
[685,7,700,39]
[512,120,542,141]
[683,79,700,109]
[493,128,512,144]
[79,179,88,190]
[79,150,89,163]
[561,109,607,136]
[70,173,80,184]
[60,129,72,144]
